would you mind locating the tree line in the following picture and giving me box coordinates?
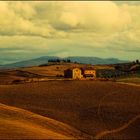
[48,59,71,63]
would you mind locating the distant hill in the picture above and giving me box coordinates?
[0,56,59,69]
[0,56,128,69]
[67,57,128,65]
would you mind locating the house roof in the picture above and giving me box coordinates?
[65,67,95,71]
[81,67,95,71]
[65,67,81,71]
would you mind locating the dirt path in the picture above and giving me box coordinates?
[117,82,140,87]
[96,82,140,139]
[94,114,140,139]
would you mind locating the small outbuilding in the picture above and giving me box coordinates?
[64,68,82,79]
[82,68,96,79]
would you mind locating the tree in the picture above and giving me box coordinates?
[67,59,71,63]
[56,59,60,62]
[136,59,139,64]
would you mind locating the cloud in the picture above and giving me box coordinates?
[0,1,140,63]
[0,2,57,38]
[0,1,133,37]
[51,1,132,34]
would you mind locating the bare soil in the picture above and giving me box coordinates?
[0,81,140,139]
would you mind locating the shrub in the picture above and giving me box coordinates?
[12,79,22,84]
[56,74,63,77]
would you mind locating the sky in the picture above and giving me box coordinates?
[0,1,140,64]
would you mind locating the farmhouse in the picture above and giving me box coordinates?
[64,68,82,79]
[64,64,140,80]
[64,67,97,79]
[81,68,96,79]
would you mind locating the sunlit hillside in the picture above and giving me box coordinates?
[0,103,91,139]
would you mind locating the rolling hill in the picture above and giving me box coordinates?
[0,81,140,139]
[0,56,128,69]
[0,103,91,139]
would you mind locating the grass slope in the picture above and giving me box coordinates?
[0,103,91,139]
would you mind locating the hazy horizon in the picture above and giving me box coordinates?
[0,1,140,64]
[0,55,131,65]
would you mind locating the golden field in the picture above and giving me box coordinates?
[0,80,140,139]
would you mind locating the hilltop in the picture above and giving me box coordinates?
[0,62,115,84]
[0,60,140,85]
